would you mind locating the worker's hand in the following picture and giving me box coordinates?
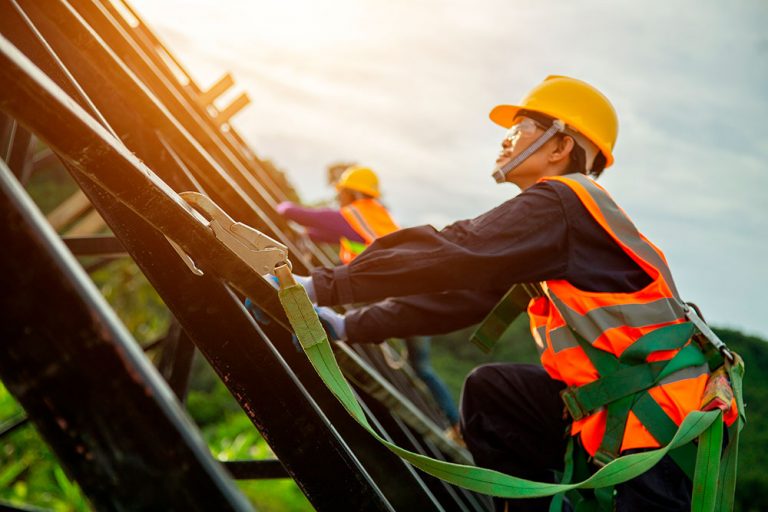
[315,306,346,341]
[295,274,316,302]
[262,273,280,289]
[262,273,316,303]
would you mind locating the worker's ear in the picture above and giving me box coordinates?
[549,135,574,164]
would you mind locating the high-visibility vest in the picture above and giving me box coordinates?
[529,174,735,457]
[338,199,399,264]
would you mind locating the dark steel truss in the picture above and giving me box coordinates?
[0,2,493,511]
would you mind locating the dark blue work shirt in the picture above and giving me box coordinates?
[312,180,651,343]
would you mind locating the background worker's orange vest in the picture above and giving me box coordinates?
[528,174,732,456]
[338,199,399,264]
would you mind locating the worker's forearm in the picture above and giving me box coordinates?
[312,183,568,306]
[277,202,363,242]
[344,290,505,343]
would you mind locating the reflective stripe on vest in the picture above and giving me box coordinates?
[338,199,399,263]
[552,174,680,299]
[546,294,687,352]
[534,174,708,455]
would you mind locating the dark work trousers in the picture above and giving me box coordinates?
[460,363,692,512]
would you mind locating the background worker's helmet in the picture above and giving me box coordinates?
[336,166,380,198]
[489,76,619,168]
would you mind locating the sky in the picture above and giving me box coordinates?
[129,0,768,337]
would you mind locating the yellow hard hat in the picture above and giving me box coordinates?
[489,76,618,168]
[336,166,380,198]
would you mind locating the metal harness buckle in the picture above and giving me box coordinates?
[592,449,616,468]
[560,386,590,422]
[166,191,290,277]
[683,302,734,363]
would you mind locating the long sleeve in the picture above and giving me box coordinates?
[312,182,570,306]
[344,289,506,343]
[277,201,364,244]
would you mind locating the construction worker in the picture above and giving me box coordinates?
[277,165,399,264]
[277,165,461,432]
[295,76,738,511]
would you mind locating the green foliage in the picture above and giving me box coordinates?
[90,259,171,345]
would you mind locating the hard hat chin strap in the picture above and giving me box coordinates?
[492,120,566,184]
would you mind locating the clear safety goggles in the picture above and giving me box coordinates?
[503,117,547,145]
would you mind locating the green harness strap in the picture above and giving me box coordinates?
[470,283,540,353]
[277,281,743,510]
[567,323,703,466]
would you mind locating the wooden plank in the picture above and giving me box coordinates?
[215,92,250,126]
[46,189,91,230]
[64,208,107,236]
[197,73,234,107]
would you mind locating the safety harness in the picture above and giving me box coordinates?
[275,266,745,511]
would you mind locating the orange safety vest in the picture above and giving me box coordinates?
[338,199,399,264]
[528,174,733,457]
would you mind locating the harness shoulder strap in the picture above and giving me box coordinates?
[470,283,542,353]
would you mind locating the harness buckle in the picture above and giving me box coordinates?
[684,303,735,363]
[700,366,734,413]
[177,191,290,277]
[560,386,590,421]
[592,448,616,468]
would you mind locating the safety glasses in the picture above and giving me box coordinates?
[504,117,547,145]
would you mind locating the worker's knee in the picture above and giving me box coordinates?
[461,363,564,431]
[460,363,512,424]
[463,364,498,394]
[463,362,519,397]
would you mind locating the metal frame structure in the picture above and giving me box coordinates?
[0,1,492,510]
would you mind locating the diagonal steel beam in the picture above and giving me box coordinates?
[0,34,443,511]
[0,159,254,511]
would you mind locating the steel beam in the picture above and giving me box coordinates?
[224,460,289,480]
[0,159,254,511]
[0,32,290,329]
[9,0,318,271]
[157,320,195,402]
[0,36,443,511]
[78,0,333,265]
[62,235,125,256]
[0,13,463,511]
